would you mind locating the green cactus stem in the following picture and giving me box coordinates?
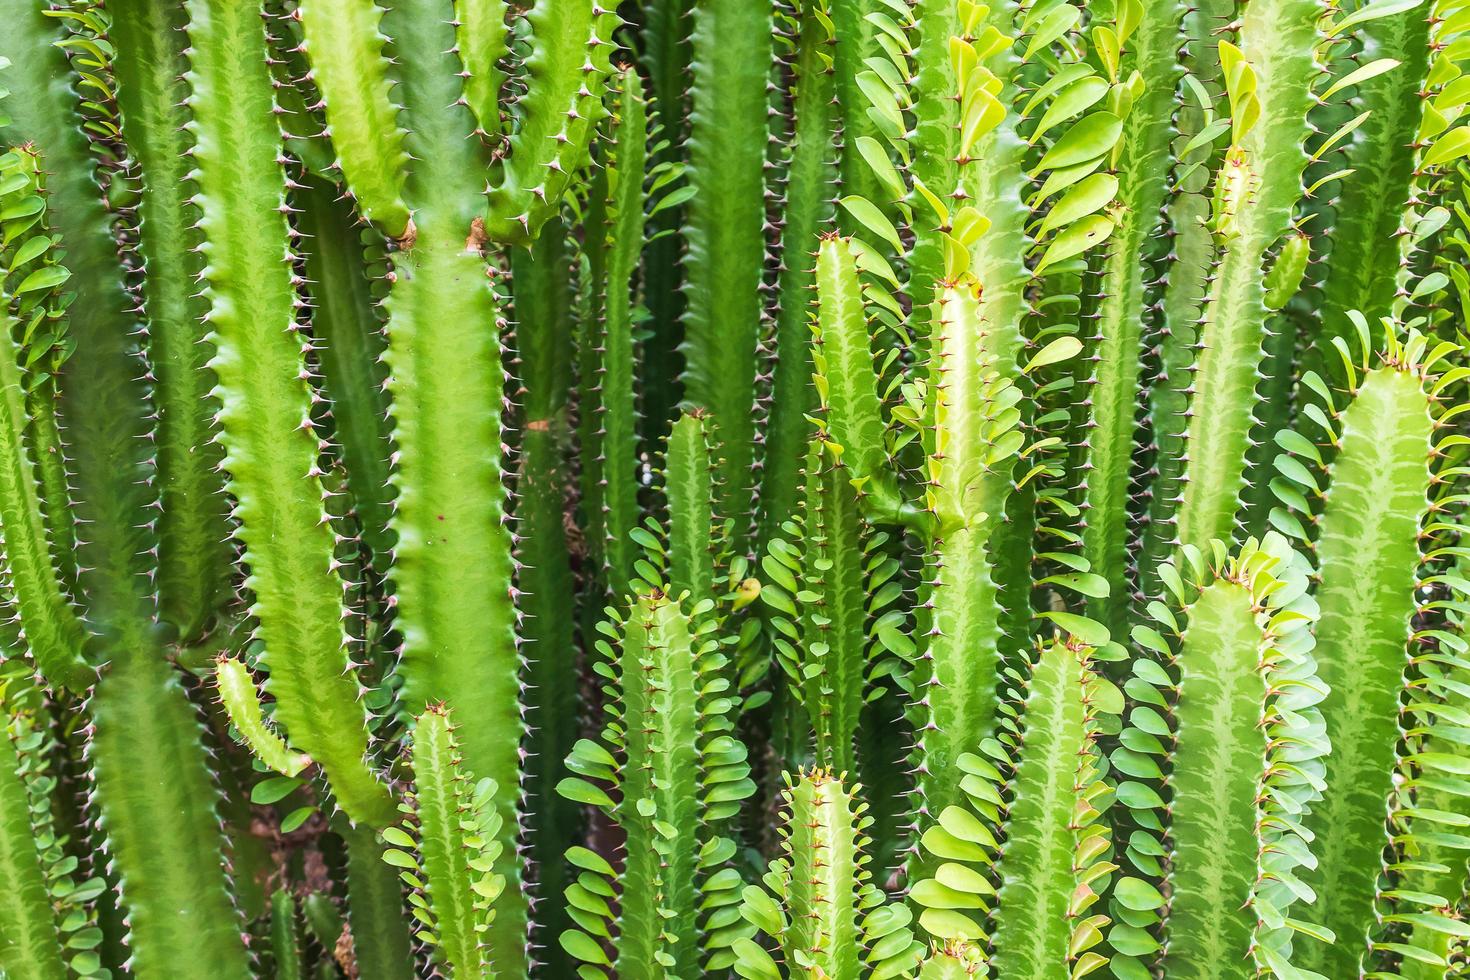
[680,0,773,552]
[0,0,156,643]
[1169,0,1325,558]
[0,688,66,980]
[1080,0,1189,635]
[184,0,393,828]
[1271,327,1452,975]
[382,705,506,977]
[732,769,922,980]
[509,213,580,971]
[557,586,754,977]
[0,287,91,691]
[592,69,649,596]
[761,0,838,545]
[909,279,1026,834]
[1112,534,1329,977]
[86,652,252,979]
[214,656,310,778]
[110,0,230,643]
[295,176,395,573]
[909,633,1116,979]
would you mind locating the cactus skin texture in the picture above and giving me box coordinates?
[907,631,1116,978]
[1112,534,1329,978]
[0,0,156,643]
[382,706,506,977]
[1271,327,1460,976]
[761,0,838,546]
[733,769,922,980]
[0,687,67,980]
[680,0,772,551]
[88,652,254,979]
[0,0,1468,977]
[557,584,755,977]
[294,175,396,573]
[1168,0,1323,558]
[510,215,579,967]
[183,0,393,829]
[1080,0,1187,635]
[908,279,1026,837]
[294,6,617,966]
[110,0,230,644]
[588,68,648,598]
[0,279,91,692]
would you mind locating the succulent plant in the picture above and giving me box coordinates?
[0,0,1466,976]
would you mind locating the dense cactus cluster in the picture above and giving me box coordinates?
[0,0,1468,976]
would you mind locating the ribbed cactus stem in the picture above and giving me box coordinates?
[909,632,1114,978]
[681,0,773,552]
[910,280,1023,839]
[761,0,837,544]
[1309,4,1431,375]
[270,889,304,980]
[665,411,724,611]
[481,1,617,243]
[454,0,510,138]
[86,653,252,979]
[382,706,504,975]
[615,593,704,977]
[0,153,79,595]
[793,440,872,775]
[0,0,156,642]
[508,215,578,963]
[293,0,411,236]
[214,656,311,778]
[110,0,231,644]
[185,0,393,828]
[811,236,899,519]
[780,771,865,978]
[339,822,415,980]
[295,176,396,574]
[597,69,649,596]
[1283,340,1442,975]
[901,0,968,313]
[1081,0,1188,634]
[733,769,920,978]
[0,694,66,980]
[557,586,754,976]
[1136,0,1234,600]
[1170,0,1324,557]
[0,295,91,691]
[1115,536,1328,975]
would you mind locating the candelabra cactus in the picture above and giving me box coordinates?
[0,0,1466,976]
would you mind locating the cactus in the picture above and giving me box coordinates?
[0,208,91,691]
[1271,326,1468,973]
[382,706,507,976]
[185,0,394,828]
[1111,534,1330,977]
[509,213,579,961]
[761,0,839,545]
[1164,0,1324,557]
[907,632,1117,977]
[733,769,923,980]
[557,580,754,977]
[0,0,1464,977]
[680,0,772,554]
[0,684,69,980]
[1079,0,1185,633]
